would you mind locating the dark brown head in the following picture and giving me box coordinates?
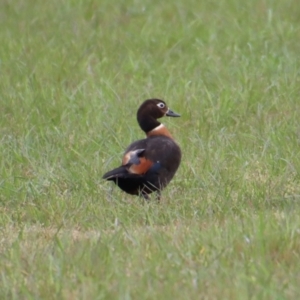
[137,99,180,133]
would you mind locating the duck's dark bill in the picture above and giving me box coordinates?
[166,109,180,117]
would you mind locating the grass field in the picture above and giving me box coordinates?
[1,0,300,298]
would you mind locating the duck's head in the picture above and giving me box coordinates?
[137,99,180,134]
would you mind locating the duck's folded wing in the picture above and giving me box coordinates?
[103,166,142,180]
[103,161,162,181]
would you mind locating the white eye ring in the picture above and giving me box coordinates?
[157,102,165,108]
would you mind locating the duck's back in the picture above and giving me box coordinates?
[126,135,181,188]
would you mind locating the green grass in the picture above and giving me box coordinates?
[1,0,300,298]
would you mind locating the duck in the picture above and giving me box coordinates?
[102,99,181,200]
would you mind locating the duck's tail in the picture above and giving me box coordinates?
[102,166,128,181]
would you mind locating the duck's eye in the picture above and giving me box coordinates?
[157,103,165,109]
